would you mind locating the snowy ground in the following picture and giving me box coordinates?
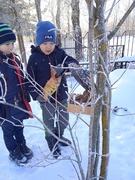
[0,67,135,180]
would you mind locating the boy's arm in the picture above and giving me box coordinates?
[53,61,91,91]
[26,58,39,100]
[60,50,91,90]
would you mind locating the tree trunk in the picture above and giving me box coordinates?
[85,0,96,179]
[94,0,110,179]
[17,35,27,67]
[100,92,110,180]
[56,0,61,46]
[11,0,27,66]
[86,0,109,179]
[35,0,42,21]
[71,0,83,61]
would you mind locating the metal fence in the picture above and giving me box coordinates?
[61,30,135,62]
[109,30,135,57]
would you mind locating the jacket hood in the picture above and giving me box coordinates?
[30,45,40,54]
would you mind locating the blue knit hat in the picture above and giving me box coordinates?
[0,23,16,45]
[36,21,56,45]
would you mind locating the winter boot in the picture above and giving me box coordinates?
[9,146,28,165]
[19,140,34,160]
[53,146,61,159]
[46,136,61,159]
[54,127,71,146]
[59,136,72,146]
[55,131,71,146]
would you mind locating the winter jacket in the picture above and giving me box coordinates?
[27,45,79,103]
[0,52,32,122]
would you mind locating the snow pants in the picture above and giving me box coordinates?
[1,117,25,152]
[40,99,69,138]
[0,103,28,152]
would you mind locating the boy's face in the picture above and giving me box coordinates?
[40,42,55,55]
[0,42,14,55]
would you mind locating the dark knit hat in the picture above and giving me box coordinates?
[36,21,56,45]
[0,23,16,45]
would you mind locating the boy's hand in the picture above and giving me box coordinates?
[68,63,91,90]
[53,64,64,78]
[36,95,46,103]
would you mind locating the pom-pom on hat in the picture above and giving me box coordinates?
[36,21,56,45]
[0,23,16,45]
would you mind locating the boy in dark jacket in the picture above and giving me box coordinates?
[27,21,80,158]
[0,23,33,165]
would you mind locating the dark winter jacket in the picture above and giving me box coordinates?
[0,52,32,122]
[27,45,79,103]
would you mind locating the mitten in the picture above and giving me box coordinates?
[43,66,61,100]
[36,95,46,103]
[68,63,91,90]
[53,64,64,78]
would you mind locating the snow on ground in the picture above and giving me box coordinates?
[1,60,135,179]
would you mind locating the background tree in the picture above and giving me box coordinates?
[107,0,135,40]
[35,0,42,21]
[11,0,27,66]
[56,0,62,46]
[0,0,37,65]
[71,0,83,60]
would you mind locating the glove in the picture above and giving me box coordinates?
[36,95,46,103]
[68,63,91,90]
[43,66,61,100]
[53,64,64,78]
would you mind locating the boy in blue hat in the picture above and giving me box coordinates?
[0,23,33,165]
[27,21,80,158]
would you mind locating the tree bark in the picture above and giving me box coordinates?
[35,0,42,21]
[71,0,83,61]
[94,1,110,179]
[11,0,27,66]
[85,0,96,179]
[56,0,62,46]
[100,92,110,180]
[85,0,109,179]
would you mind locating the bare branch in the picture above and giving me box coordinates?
[107,0,135,40]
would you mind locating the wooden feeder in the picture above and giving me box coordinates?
[67,90,91,115]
